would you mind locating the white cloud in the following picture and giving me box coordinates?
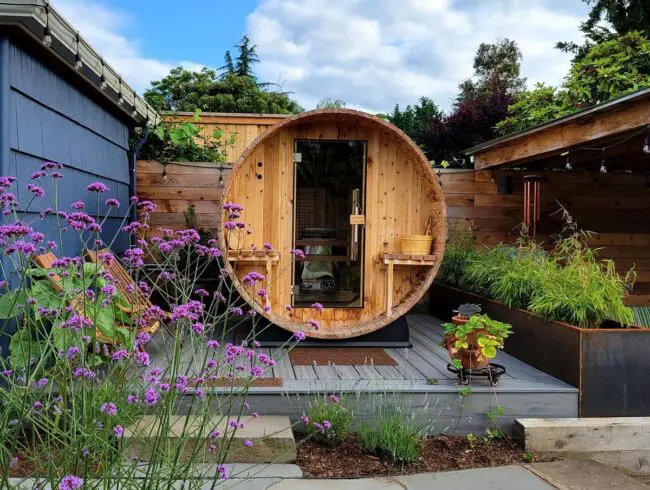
[247,0,589,112]
[51,0,202,93]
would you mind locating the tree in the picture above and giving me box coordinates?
[421,80,512,166]
[557,0,650,60]
[499,32,650,134]
[234,35,260,78]
[316,98,346,109]
[385,97,442,142]
[144,36,303,114]
[456,38,526,104]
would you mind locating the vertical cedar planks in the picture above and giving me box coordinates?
[221,110,446,339]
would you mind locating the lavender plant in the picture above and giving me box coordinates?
[0,163,324,488]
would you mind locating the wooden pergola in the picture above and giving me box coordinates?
[464,88,650,306]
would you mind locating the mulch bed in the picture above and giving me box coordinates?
[289,348,397,366]
[297,434,561,478]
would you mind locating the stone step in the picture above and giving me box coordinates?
[123,415,296,464]
[515,417,650,477]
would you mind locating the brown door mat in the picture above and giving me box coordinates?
[289,348,397,366]
[164,378,283,388]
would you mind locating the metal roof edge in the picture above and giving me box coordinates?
[0,0,159,125]
[465,87,650,155]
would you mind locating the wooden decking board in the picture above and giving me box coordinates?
[145,314,578,433]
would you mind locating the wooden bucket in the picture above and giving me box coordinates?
[399,235,433,255]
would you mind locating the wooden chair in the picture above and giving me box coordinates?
[32,252,160,344]
[85,249,161,337]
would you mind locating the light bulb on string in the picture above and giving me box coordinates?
[74,34,83,70]
[562,150,571,170]
[218,166,224,185]
[100,60,108,90]
[643,127,650,155]
[162,165,168,181]
[117,79,125,105]
[42,7,52,47]
[600,156,607,174]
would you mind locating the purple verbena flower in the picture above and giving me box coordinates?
[87,182,109,193]
[100,402,117,416]
[59,475,83,490]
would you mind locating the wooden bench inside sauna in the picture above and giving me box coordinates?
[220,109,446,340]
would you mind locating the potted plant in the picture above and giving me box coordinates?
[443,313,512,370]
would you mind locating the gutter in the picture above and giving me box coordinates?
[0,37,9,178]
[128,124,149,237]
[465,87,650,156]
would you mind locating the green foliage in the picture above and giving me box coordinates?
[440,212,636,327]
[523,451,534,463]
[316,98,346,109]
[358,412,424,464]
[556,0,650,61]
[385,97,442,142]
[456,38,526,104]
[140,109,233,163]
[465,432,477,448]
[144,45,302,114]
[499,32,650,134]
[438,224,478,288]
[442,314,513,359]
[305,395,352,445]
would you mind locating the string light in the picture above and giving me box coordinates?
[74,33,82,70]
[562,150,572,170]
[643,126,650,155]
[600,149,607,174]
[42,6,52,47]
[162,164,168,181]
[117,78,125,105]
[218,165,224,185]
[100,60,108,90]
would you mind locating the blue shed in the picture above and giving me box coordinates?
[0,1,157,354]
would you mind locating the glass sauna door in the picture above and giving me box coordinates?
[292,140,366,308]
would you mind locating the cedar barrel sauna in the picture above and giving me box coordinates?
[220,109,446,339]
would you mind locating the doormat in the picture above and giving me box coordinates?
[164,378,284,388]
[289,348,397,366]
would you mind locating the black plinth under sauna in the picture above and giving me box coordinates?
[235,315,411,348]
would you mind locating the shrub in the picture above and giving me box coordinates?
[358,411,424,464]
[438,225,477,288]
[303,394,352,445]
[0,163,309,488]
[446,210,635,327]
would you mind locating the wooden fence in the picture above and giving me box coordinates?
[136,113,650,306]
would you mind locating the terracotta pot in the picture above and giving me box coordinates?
[452,314,469,325]
[445,326,490,370]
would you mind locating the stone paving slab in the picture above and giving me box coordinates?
[526,459,649,490]
[394,466,553,490]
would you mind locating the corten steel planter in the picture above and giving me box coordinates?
[429,282,650,417]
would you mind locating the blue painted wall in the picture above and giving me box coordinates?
[0,36,133,355]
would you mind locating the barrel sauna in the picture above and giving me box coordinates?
[220,109,446,339]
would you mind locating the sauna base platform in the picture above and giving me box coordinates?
[235,315,411,348]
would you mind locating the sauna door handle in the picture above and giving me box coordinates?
[350,188,363,261]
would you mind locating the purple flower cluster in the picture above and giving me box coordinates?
[170,300,204,322]
[123,247,145,268]
[87,182,109,193]
[60,475,83,490]
[242,271,265,287]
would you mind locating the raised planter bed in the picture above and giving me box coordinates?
[429,282,650,417]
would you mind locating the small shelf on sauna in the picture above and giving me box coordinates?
[227,250,280,263]
[381,252,438,318]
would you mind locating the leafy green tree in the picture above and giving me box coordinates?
[498,32,650,134]
[144,36,303,114]
[234,35,260,78]
[316,98,346,109]
[385,97,442,141]
[557,0,650,61]
[457,38,526,104]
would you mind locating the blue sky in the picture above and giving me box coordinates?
[53,0,590,113]
[96,0,257,68]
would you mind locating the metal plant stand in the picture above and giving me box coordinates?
[447,363,506,386]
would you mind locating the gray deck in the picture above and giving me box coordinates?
[147,314,578,434]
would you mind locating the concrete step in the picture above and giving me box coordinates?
[515,417,650,478]
[123,415,296,464]
[525,459,649,490]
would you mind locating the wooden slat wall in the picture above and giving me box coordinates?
[162,113,289,163]
[440,169,650,306]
